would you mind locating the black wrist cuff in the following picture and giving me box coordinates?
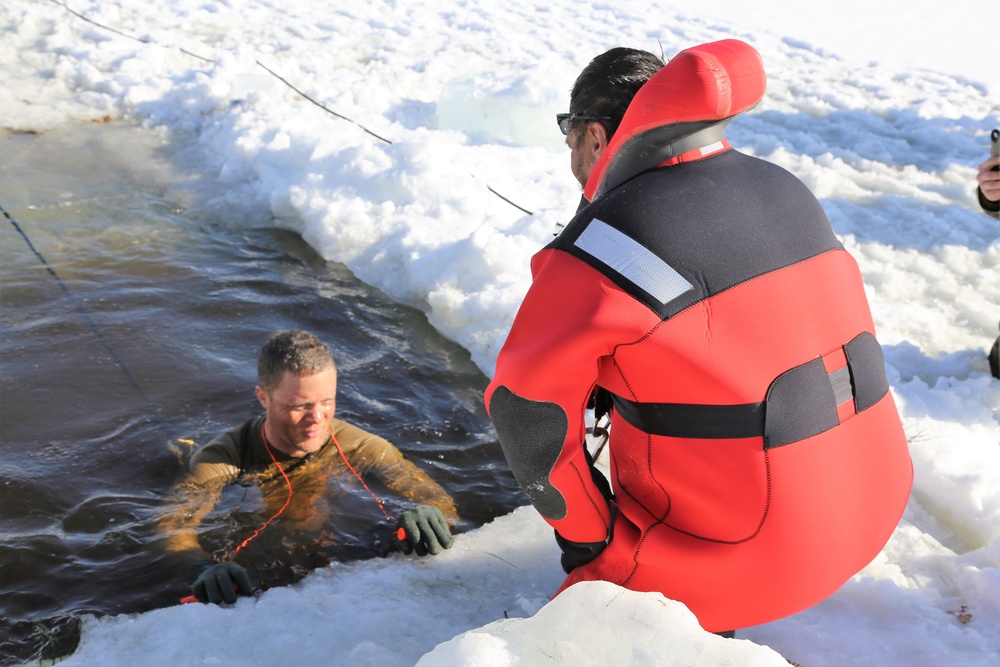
[978,187,1000,213]
[554,531,609,574]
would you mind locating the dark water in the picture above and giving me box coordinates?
[0,123,523,664]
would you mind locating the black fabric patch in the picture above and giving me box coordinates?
[844,332,890,413]
[607,332,890,450]
[489,386,570,521]
[611,394,764,439]
[551,150,843,319]
[764,357,840,449]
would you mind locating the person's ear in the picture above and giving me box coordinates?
[583,122,609,177]
[255,385,268,410]
[589,121,609,160]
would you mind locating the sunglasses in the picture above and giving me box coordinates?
[556,113,611,135]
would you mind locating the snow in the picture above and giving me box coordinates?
[2,0,998,665]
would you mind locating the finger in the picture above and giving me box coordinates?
[203,576,222,605]
[409,518,429,553]
[414,539,429,557]
[422,513,452,550]
[397,518,416,554]
[192,580,208,604]
[981,179,1000,202]
[979,168,1000,186]
[429,511,453,543]
[420,520,443,555]
[217,571,239,604]
[232,568,253,597]
[431,517,454,550]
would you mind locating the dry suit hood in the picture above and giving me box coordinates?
[583,39,767,202]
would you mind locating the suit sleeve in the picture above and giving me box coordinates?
[155,430,241,556]
[334,420,459,524]
[485,248,659,543]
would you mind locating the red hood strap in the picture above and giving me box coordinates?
[584,39,766,202]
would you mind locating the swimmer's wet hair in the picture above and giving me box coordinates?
[258,329,335,392]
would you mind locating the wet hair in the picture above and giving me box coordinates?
[257,330,335,392]
[569,47,665,140]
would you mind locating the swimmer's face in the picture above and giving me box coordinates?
[256,367,337,457]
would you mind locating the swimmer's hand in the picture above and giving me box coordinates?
[394,506,454,556]
[192,562,253,604]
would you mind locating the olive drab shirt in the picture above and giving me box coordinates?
[158,415,457,557]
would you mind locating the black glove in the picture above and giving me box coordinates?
[554,531,608,574]
[192,561,253,605]
[394,506,454,556]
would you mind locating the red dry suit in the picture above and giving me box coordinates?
[485,39,912,632]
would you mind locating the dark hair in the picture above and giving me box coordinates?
[257,330,335,392]
[570,47,665,139]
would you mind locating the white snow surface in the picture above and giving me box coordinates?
[2,1,998,665]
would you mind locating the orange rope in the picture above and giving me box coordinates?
[228,421,402,561]
[180,420,405,604]
[230,422,294,558]
[328,426,407,542]
[328,425,391,521]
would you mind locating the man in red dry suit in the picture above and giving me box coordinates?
[485,39,913,634]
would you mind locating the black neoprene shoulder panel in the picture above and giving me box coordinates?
[551,150,843,319]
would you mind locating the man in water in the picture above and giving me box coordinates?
[485,40,912,635]
[159,329,456,604]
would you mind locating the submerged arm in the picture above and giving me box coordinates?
[155,478,225,557]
